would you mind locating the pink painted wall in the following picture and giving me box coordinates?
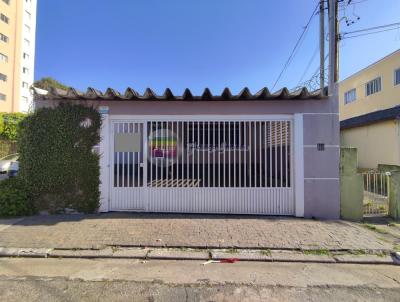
[36,98,340,219]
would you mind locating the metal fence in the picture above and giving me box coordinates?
[110,118,295,215]
[362,171,390,216]
[0,140,17,158]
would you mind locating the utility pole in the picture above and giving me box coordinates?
[328,0,339,95]
[334,0,339,83]
[319,0,325,92]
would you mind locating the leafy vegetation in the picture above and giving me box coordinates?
[259,249,272,256]
[34,77,70,91]
[226,248,239,254]
[303,248,331,256]
[0,178,35,217]
[17,103,101,213]
[0,113,26,141]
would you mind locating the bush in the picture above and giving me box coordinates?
[0,178,35,217]
[0,113,26,141]
[18,103,101,213]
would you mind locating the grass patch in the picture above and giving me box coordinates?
[226,248,238,254]
[378,236,391,243]
[349,249,367,256]
[259,249,271,257]
[362,224,389,234]
[375,251,388,257]
[303,248,331,256]
[394,244,400,252]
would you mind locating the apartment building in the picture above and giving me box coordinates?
[0,0,37,112]
[339,49,400,169]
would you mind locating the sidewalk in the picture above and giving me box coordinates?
[0,213,396,251]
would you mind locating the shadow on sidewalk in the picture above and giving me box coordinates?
[8,211,347,227]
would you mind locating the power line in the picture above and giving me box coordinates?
[342,26,400,39]
[297,44,319,86]
[341,22,400,39]
[272,2,319,90]
[342,22,400,35]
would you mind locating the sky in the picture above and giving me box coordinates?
[34,0,400,95]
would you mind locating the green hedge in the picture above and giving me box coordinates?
[0,178,35,217]
[18,103,101,213]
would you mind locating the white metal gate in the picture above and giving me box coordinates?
[110,117,294,215]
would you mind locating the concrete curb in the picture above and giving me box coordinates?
[0,247,399,265]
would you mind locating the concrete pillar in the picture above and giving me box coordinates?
[340,147,363,221]
[389,171,400,220]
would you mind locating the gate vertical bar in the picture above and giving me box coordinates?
[234,121,236,187]
[143,121,148,209]
[244,122,247,187]
[264,122,267,187]
[259,121,262,187]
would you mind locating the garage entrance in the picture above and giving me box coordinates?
[110,116,294,215]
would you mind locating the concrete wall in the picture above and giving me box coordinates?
[339,49,400,121]
[36,97,340,219]
[341,120,400,169]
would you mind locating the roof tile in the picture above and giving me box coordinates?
[34,86,326,101]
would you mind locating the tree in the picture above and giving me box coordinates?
[34,77,70,91]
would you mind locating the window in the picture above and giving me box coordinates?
[0,53,7,62]
[0,33,9,43]
[395,68,400,86]
[0,13,9,24]
[22,81,29,88]
[344,88,357,104]
[0,93,6,101]
[23,52,29,60]
[365,77,382,96]
[2,0,10,5]
[0,73,7,82]
[23,67,29,74]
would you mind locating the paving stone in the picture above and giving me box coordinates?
[112,248,148,259]
[271,250,335,263]
[333,254,395,264]
[211,250,273,261]
[0,213,393,251]
[147,249,209,260]
[0,247,52,257]
[49,247,113,258]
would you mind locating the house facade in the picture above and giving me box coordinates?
[35,86,340,219]
[339,49,400,169]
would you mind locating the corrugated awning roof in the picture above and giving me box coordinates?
[340,105,400,130]
[33,86,326,101]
